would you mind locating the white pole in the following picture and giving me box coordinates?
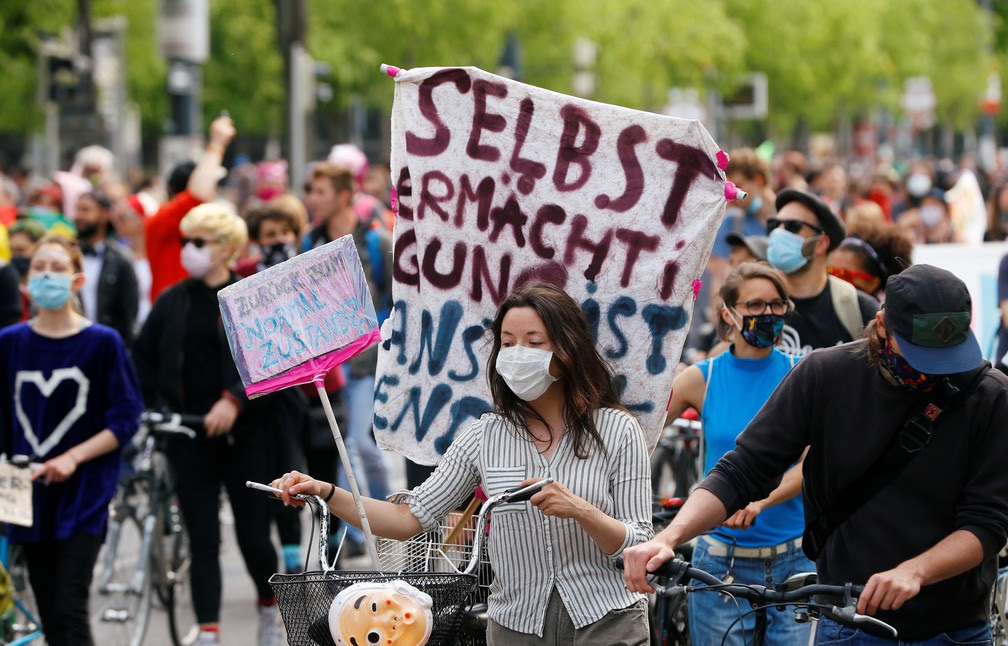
[314,379,380,568]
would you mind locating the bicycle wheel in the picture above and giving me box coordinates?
[90,510,153,646]
[650,589,690,646]
[161,509,198,646]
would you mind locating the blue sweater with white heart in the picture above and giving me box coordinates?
[0,322,142,543]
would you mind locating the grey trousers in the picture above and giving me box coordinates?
[486,588,649,646]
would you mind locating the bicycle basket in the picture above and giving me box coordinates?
[271,570,477,646]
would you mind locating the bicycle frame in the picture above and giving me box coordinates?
[0,535,42,645]
[91,412,198,645]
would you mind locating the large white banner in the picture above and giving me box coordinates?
[376,66,727,465]
[913,241,1008,360]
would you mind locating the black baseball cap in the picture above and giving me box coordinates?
[725,232,768,261]
[884,264,982,374]
[774,188,846,252]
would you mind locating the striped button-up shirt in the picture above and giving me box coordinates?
[403,407,652,637]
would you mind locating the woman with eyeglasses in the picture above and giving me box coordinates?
[664,262,814,645]
[133,204,285,646]
[827,221,914,302]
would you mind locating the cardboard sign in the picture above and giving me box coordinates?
[0,462,33,527]
[375,66,727,464]
[218,236,381,397]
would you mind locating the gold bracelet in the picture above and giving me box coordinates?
[206,143,225,155]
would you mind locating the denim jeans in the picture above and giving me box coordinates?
[816,616,991,645]
[688,534,817,646]
[337,372,390,543]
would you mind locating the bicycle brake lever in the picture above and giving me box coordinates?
[831,606,898,638]
[502,477,554,503]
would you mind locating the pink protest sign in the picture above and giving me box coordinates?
[218,236,381,397]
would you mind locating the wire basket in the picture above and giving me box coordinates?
[376,510,493,604]
[253,479,548,646]
[271,569,477,646]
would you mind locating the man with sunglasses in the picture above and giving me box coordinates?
[767,188,879,356]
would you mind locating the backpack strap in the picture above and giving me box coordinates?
[827,275,865,341]
[703,353,716,403]
[803,361,992,560]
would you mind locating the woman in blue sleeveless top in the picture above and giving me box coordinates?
[666,262,815,645]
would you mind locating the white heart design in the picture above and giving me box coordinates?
[14,368,90,458]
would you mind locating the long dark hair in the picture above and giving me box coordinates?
[487,282,621,459]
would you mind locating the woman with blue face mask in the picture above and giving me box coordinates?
[665,262,814,646]
[0,235,142,645]
[275,282,653,645]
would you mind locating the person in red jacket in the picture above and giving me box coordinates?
[146,115,236,303]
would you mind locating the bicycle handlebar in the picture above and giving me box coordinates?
[139,411,201,439]
[615,556,897,638]
[1,454,45,474]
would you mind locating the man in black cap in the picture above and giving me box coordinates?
[724,231,768,267]
[768,188,879,355]
[624,264,1008,643]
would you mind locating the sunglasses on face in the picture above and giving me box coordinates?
[827,266,877,285]
[767,217,823,236]
[734,298,790,316]
[180,237,218,249]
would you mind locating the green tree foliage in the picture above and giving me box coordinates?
[0,0,75,133]
[0,0,1000,142]
[202,0,283,134]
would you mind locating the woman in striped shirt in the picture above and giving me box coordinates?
[276,282,652,645]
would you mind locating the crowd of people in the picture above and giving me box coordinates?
[1,118,1008,646]
[0,115,398,646]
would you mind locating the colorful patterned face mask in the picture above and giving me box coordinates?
[877,336,936,391]
[729,309,785,349]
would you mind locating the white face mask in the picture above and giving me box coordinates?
[495,345,558,402]
[180,242,217,278]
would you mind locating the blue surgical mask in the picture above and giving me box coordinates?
[746,196,763,218]
[27,272,75,310]
[767,228,811,274]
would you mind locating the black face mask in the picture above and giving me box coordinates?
[262,242,297,268]
[10,256,30,277]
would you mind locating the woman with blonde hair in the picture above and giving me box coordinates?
[134,203,284,646]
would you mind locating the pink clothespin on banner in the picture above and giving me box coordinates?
[724,181,748,202]
[380,64,401,79]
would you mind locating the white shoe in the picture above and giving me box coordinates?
[258,604,287,646]
[194,630,221,646]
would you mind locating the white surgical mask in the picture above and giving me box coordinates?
[495,345,558,401]
[180,242,217,278]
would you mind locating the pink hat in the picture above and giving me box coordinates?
[327,144,369,185]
